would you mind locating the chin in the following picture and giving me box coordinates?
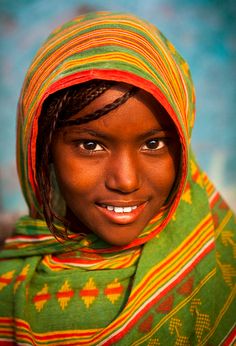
[106,239,132,246]
[100,232,140,247]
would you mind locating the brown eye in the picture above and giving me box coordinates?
[80,140,103,151]
[143,139,165,150]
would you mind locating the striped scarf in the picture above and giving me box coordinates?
[0,12,235,345]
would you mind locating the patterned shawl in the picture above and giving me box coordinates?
[0,12,235,345]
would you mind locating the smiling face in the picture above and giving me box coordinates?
[51,84,180,246]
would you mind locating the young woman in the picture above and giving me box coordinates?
[0,12,235,345]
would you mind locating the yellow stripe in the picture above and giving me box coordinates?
[133,213,213,294]
[215,210,233,239]
[14,318,100,344]
[132,268,216,345]
[201,284,236,345]
[122,220,214,319]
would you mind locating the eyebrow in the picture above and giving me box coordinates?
[137,128,174,140]
[63,127,174,140]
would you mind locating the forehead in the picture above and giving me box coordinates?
[67,84,176,132]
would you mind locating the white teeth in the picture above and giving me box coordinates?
[105,205,137,213]
[124,207,132,213]
[114,207,123,213]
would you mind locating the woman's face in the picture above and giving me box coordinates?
[51,85,180,246]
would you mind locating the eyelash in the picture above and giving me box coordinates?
[77,140,104,152]
[73,138,168,153]
[142,138,167,151]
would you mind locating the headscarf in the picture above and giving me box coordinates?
[16,11,194,251]
[0,12,235,345]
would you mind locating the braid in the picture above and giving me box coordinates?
[57,86,138,127]
[71,80,115,113]
[36,79,138,240]
[37,91,71,239]
[53,80,115,121]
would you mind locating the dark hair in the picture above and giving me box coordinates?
[36,80,138,239]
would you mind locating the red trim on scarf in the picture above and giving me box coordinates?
[222,326,236,346]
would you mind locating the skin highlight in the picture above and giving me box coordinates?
[51,84,180,246]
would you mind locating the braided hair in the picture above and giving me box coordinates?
[36,80,138,239]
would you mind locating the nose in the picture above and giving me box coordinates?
[105,150,141,193]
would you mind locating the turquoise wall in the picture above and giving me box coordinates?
[0,0,235,212]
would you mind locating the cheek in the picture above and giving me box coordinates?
[53,157,101,199]
[147,156,178,195]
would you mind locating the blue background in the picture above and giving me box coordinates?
[0,0,235,213]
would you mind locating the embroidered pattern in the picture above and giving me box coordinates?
[0,270,15,291]
[33,284,51,312]
[14,264,30,292]
[177,276,194,296]
[216,252,236,288]
[139,314,154,333]
[56,280,74,310]
[79,278,99,308]
[191,160,203,188]
[156,295,174,314]
[221,230,236,258]
[104,278,123,304]
[181,182,192,204]
[190,299,211,342]
[169,318,190,346]
[147,338,160,346]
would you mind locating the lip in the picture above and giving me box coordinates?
[95,201,147,225]
[97,200,146,207]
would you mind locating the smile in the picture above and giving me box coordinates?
[103,205,138,213]
[96,202,147,225]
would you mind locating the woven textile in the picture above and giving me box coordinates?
[0,12,235,345]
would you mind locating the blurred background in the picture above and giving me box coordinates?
[0,0,235,216]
